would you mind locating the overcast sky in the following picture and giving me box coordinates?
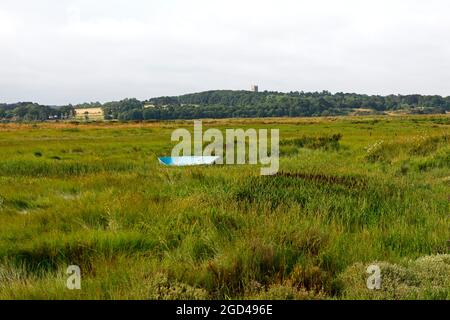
[1,0,450,105]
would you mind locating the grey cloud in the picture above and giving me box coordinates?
[1,0,450,105]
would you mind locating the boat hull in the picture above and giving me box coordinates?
[158,156,220,166]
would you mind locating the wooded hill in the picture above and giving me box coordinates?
[1,90,449,121]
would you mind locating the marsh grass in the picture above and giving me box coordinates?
[0,115,448,299]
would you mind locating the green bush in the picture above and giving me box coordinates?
[338,254,450,299]
[148,273,209,300]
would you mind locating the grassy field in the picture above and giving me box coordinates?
[0,115,448,300]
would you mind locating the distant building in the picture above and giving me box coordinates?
[251,85,259,93]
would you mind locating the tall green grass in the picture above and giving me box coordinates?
[0,115,448,299]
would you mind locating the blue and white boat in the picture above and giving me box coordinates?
[158,156,220,166]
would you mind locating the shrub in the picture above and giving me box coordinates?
[148,273,209,300]
[409,134,449,156]
[338,254,450,299]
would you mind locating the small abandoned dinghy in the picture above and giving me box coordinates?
[158,156,220,166]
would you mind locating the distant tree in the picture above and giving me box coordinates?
[2,90,449,122]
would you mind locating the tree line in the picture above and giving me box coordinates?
[0,102,75,121]
[1,90,449,121]
[105,90,450,120]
